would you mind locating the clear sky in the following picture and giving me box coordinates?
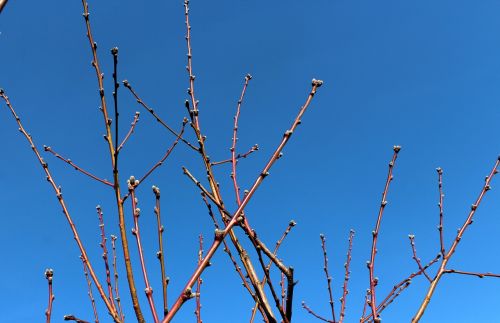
[1,1,500,322]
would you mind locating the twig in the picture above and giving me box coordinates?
[80,256,99,323]
[436,167,445,258]
[408,235,432,282]
[111,47,120,171]
[195,234,204,323]
[96,206,118,312]
[339,230,355,323]
[153,185,169,317]
[129,177,159,323]
[412,157,500,322]
[110,235,124,321]
[210,144,258,166]
[367,146,401,323]
[121,119,187,203]
[45,269,54,323]
[0,90,121,322]
[122,80,198,151]
[80,1,143,319]
[319,234,336,322]
[43,146,113,187]
[64,315,91,323]
[117,111,140,152]
[301,302,334,323]
[443,269,500,279]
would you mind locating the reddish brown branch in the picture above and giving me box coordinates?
[80,256,99,323]
[45,269,54,323]
[153,185,169,317]
[436,167,445,257]
[122,80,198,151]
[319,234,336,322]
[117,111,140,152]
[408,235,432,282]
[210,144,258,166]
[339,230,355,323]
[367,146,401,323]
[43,146,113,187]
[129,178,159,323]
[110,235,124,321]
[96,206,118,313]
[195,234,203,323]
[1,90,120,322]
[301,302,334,323]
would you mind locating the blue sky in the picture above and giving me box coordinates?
[2,1,500,322]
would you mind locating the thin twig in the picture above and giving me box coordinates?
[339,230,355,323]
[80,256,99,323]
[153,185,169,317]
[320,234,336,322]
[0,90,121,322]
[443,269,500,279]
[122,80,198,151]
[210,144,258,166]
[64,315,91,323]
[45,269,54,323]
[43,146,113,187]
[195,234,204,323]
[301,302,334,323]
[96,206,118,312]
[117,111,140,152]
[129,178,159,323]
[408,235,432,282]
[367,146,401,323]
[110,235,124,321]
[436,167,445,258]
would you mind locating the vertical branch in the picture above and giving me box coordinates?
[111,47,119,154]
[195,234,204,323]
[80,1,143,321]
[1,90,121,322]
[319,234,336,322]
[45,269,54,323]
[129,177,160,323]
[81,257,100,323]
[339,230,355,323]
[412,157,500,322]
[96,206,118,313]
[368,146,401,323]
[153,185,169,317]
[111,235,125,322]
[436,167,445,258]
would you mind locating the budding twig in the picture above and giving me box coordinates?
[117,111,140,152]
[153,185,169,317]
[195,234,204,323]
[408,235,432,282]
[80,256,99,323]
[436,167,445,258]
[339,230,355,323]
[45,269,54,323]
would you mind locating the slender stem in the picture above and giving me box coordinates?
[319,234,336,322]
[1,90,121,322]
[301,302,334,323]
[210,144,258,166]
[129,179,159,323]
[45,269,54,323]
[195,234,203,323]
[110,235,125,321]
[122,80,198,151]
[443,269,500,279]
[368,146,401,323]
[112,47,120,172]
[412,157,500,322]
[80,1,143,320]
[339,230,355,323]
[117,111,140,152]
[43,146,113,187]
[408,235,432,282]
[80,257,100,323]
[64,316,91,323]
[436,167,445,258]
[96,206,118,312]
[153,185,169,317]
